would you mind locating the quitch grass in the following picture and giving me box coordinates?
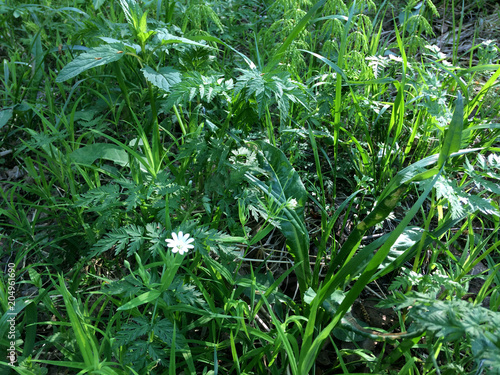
[0,0,499,374]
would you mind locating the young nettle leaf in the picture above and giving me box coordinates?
[137,11,155,44]
[55,44,126,82]
[141,66,181,92]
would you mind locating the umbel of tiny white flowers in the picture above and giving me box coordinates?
[165,231,194,255]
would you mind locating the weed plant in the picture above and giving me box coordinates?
[1,0,500,374]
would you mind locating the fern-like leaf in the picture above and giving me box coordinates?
[90,224,145,256]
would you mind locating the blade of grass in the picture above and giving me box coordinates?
[260,293,298,375]
[437,92,464,169]
[56,274,97,369]
[298,169,442,374]
[265,0,329,73]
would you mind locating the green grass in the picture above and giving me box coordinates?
[1,0,500,374]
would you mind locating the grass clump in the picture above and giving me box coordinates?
[1,0,500,374]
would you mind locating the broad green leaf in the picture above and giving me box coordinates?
[245,141,311,294]
[31,32,44,84]
[190,34,256,69]
[378,227,424,270]
[23,302,37,357]
[57,7,90,17]
[300,50,348,80]
[141,66,181,92]
[155,29,209,48]
[93,0,106,9]
[467,66,500,118]
[0,298,31,342]
[379,148,482,203]
[326,183,409,276]
[99,37,141,53]
[117,290,161,311]
[438,93,464,168]
[55,45,126,82]
[0,108,13,129]
[70,143,129,167]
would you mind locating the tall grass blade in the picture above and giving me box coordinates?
[298,171,442,374]
[260,294,298,375]
[56,274,97,368]
[437,92,464,169]
[265,0,328,72]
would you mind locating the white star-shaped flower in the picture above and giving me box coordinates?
[165,231,194,255]
[286,198,298,209]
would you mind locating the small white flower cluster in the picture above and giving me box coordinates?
[229,147,257,167]
[286,198,298,209]
[165,231,194,255]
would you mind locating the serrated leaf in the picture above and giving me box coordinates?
[56,45,126,82]
[141,66,181,92]
[115,317,151,346]
[102,275,143,298]
[70,143,129,167]
[76,184,120,209]
[153,318,186,348]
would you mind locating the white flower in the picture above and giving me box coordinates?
[286,198,298,209]
[229,147,257,166]
[165,231,194,255]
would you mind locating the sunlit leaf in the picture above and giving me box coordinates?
[141,66,181,92]
[56,45,126,82]
[70,143,129,167]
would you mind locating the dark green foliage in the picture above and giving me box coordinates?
[1,0,499,374]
